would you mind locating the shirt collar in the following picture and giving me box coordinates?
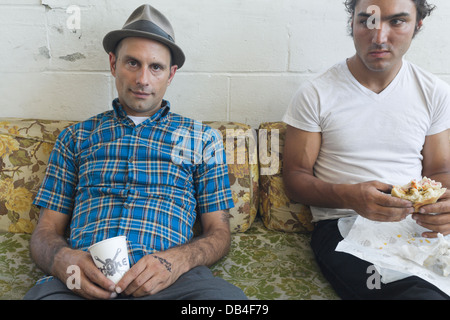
[112,98,171,123]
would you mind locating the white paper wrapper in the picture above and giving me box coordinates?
[336,215,450,295]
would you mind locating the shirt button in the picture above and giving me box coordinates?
[123,203,130,209]
[128,157,134,163]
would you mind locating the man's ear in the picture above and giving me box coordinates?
[109,52,117,77]
[350,16,355,37]
[416,19,423,31]
[167,65,178,85]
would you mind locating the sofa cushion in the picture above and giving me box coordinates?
[211,219,338,299]
[0,232,44,299]
[258,122,314,233]
[0,221,339,300]
[205,122,259,233]
[0,119,76,233]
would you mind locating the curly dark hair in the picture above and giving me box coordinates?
[344,0,436,36]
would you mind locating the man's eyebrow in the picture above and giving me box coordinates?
[357,12,372,18]
[122,54,139,61]
[357,12,412,20]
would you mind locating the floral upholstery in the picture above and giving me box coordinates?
[258,122,314,233]
[0,233,43,299]
[0,117,338,300]
[212,219,338,299]
[0,219,338,300]
[0,119,76,233]
[205,122,259,233]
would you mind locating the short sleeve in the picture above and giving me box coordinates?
[282,81,322,133]
[428,77,450,136]
[33,127,78,215]
[193,126,234,214]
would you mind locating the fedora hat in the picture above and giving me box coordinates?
[103,4,185,68]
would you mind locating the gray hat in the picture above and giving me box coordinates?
[103,4,185,68]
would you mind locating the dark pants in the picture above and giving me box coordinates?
[311,219,450,300]
[23,266,247,300]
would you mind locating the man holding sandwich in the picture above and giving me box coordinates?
[283,0,450,299]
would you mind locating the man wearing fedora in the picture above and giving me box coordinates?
[24,5,247,300]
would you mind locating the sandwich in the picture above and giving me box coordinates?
[391,177,447,212]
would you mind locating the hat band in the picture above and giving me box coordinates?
[123,20,174,43]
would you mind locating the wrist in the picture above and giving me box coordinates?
[333,183,354,209]
[51,245,72,277]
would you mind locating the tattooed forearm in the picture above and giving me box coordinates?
[156,209,231,274]
[153,255,172,272]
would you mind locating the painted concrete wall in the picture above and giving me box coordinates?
[1,0,449,128]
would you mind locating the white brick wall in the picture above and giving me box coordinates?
[1,0,449,128]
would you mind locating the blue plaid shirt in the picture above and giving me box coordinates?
[34,99,234,266]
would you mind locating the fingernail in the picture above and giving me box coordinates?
[110,292,117,299]
[115,286,122,294]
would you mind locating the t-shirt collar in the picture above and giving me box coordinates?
[112,98,171,123]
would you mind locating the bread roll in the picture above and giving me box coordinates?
[391,177,446,212]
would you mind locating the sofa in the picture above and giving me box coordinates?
[0,117,339,300]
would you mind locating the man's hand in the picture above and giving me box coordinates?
[115,252,179,297]
[114,210,231,298]
[345,181,415,222]
[413,190,450,238]
[418,130,450,237]
[53,247,117,299]
[30,208,117,300]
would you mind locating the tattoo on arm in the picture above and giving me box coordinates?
[221,209,231,224]
[153,255,172,272]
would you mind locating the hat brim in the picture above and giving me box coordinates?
[103,29,185,68]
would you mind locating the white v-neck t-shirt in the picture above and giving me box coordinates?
[283,60,450,222]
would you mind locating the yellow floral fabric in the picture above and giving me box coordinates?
[0,119,76,233]
[205,122,259,233]
[258,122,314,233]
